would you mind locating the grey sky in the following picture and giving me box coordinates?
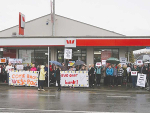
[0,0,150,36]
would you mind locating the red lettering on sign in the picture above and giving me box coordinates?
[65,80,78,84]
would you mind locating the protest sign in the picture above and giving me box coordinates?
[64,49,72,59]
[68,61,75,66]
[9,59,22,64]
[0,58,6,63]
[120,57,127,63]
[9,71,39,87]
[137,73,146,87]
[131,71,138,76]
[16,65,24,70]
[96,62,102,66]
[60,71,89,87]
[102,60,106,65]
[136,60,143,65]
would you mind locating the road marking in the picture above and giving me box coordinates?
[0,108,134,113]
[107,96,131,98]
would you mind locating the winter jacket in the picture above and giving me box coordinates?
[106,68,113,76]
[30,67,37,71]
[117,67,124,76]
[39,65,46,80]
[56,68,60,80]
[113,67,117,76]
[95,67,102,74]
[5,65,13,73]
[89,67,95,75]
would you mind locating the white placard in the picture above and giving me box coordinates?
[102,60,106,65]
[16,65,23,70]
[96,62,102,66]
[136,60,143,65]
[120,57,127,63]
[131,71,138,76]
[137,73,146,87]
[60,71,89,87]
[9,71,39,87]
[64,49,72,59]
[9,59,22,64]
[0,68,1,73]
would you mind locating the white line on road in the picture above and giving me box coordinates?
[107,96,131,98]
[0,108,134,113]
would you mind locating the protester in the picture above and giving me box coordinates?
[112,64,117,86]
[61,63,67,71]
[80,65,86,71]
[38,65,47,91]
[5,63,13,84]
[89,64,95,88]
[117,64,124,86]
[30,64,37,71]
[106,65,114,86]
[131,64,139,88]
[95,66,103,86]
[52,65,56,84]
[25,63,30,71]
[123,65,128,85]
[2,65,7,83]
[56,65,61,91]
[127,64,132,83]
[147,66,150,90]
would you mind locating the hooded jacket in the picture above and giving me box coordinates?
[39,65,46,80]
[106,68,113,76]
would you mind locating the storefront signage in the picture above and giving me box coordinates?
[68,61,75,66]
[0,58,6,63]
[60,71,89,87]
[131,71,138,76]
[65,38,76,48]
[96,62,102,66]
[9,71,39,87]
[9,59,22,64]
[120,57,127,63]
[64,49,72,59]
[136,60,143,65]
[137,73,146,87]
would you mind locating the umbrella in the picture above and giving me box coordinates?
[49,61,62,66]
[136,55,150,62]
[73,60,85,66]
[106,57,120,64]
[144,61,150,64]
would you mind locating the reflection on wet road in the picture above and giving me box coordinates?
[0,88,150,112]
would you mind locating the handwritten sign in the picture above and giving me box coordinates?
[60,71,89,87]
[131,71,138,76]
[96,62,102,66]
[68,61,75,66]
[9,59,22,64]
[137,73,146,87]
[64,49,72,59]
[9,71,39,87]
[102,60,106,65]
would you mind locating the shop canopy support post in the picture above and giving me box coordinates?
[48,46,50,87]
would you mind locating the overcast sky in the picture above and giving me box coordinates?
[0,0,150,36]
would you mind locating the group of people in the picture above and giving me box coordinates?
[1,61,150,91]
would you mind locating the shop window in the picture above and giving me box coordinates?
[57,48,87,64]
[94,48,119,64]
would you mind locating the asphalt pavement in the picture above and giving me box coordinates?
[0,84,150,113]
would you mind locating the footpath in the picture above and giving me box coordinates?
[0,82,150,94]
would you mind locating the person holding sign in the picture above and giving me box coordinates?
[131,64,139,88]
[38,65,47,91]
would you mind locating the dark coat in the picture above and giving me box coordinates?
[56,68,60,80]
[89,67,95,75]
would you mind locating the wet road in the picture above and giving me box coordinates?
[0,87,150,113]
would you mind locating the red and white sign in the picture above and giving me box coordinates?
[102,60,106,65]
[9,59,22,64]
[60,71,89,87]
[136,60,143,65]
[19,12,25,35]
[131,71,138,76]
[65,38,76,48]
[0,58,6,63]
[96,62,102,66]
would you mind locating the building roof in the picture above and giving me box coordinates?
[0,14,124,36]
